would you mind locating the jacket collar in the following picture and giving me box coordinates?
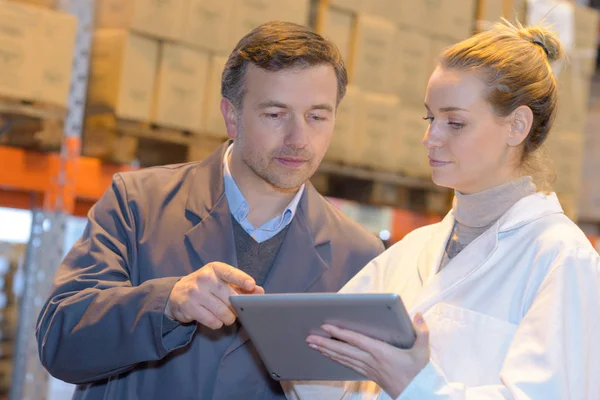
[185,140,332,246]
[183,140,332,266]
[411,191,564,314]
[184,140,230,222]
[496,192,564,232]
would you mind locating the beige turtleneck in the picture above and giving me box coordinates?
[439,176,537,270]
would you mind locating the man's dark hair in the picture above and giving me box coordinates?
[221,21,348,110]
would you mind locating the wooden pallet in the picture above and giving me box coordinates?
[319,162,439,191]
[313,162,452,213]
[0,98,66,121]
[83,114,227,166]
[0,97,66,151]
[82,112,451,211]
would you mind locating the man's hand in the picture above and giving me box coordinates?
[165,262,264,329]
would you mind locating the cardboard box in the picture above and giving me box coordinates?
[34,7,77,107]
[556,191,579,221]
[177,0,234,54]
[423,0,476,40]
[326,85,361,163]
[329,0,367,13]
[442,0,477,40]
[369,0,395,19]
[476,0,503,30]
[276,0,311,26]
[513,0,526,23]
[391,29,431,106]
[0,1,76,107]
[355,93,399,170]
[152,43,210,132]
[419,0,445,37]
[202,55,228,138]
[396,107,430,177]
[321,7,354,65]
[547,131,585,195]
[573,4,599,77]
[428,38,454,75]
[227,0,311,49]
[579,111,600,220]
[389,0,426,31]
[9,0,56,8]
[351,14,396,93]
[95,0,186,41]
[0,2,43,102]
[555,65,591,135]
[88,29,159,122]
[477,0,530,30]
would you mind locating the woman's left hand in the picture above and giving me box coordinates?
[306,313,430,399]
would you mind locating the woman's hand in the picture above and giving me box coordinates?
[306,313,430,398]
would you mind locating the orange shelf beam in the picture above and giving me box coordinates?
[0,146,55,193]
[75,155,136,201]
[0,146,135,216]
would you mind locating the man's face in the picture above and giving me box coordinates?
[222,63,338,190]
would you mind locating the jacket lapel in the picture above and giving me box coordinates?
[415,212,455,288]
[224,183,332,357]
[184,141,237,269]
[261,208,330,294]
[411,224,499,314]
[411,200,501,315]
[411,192,564,314]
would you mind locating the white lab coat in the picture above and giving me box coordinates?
[283,192,600,399]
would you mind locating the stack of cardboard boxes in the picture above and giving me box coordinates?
[543,3,599,221]
[319,0,477,178]
[83,0,311,162]
[4,0,600,222]
[475,0,525,32]
[320,0,600,222]
[0,0,76,109]
[580,77,600,222]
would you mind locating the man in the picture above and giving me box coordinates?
[36,21,384,399]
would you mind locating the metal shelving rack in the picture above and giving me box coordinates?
[9,1,95,399]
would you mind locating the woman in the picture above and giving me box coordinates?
[282,21,600,399]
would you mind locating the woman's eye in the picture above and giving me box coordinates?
[449,122,464,130]
[422,116,434,123]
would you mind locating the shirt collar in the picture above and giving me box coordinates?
[222,143,305,228]
[223,143,248,219]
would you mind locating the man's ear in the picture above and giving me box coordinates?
[220,98,238,140]
[507,105,534,147]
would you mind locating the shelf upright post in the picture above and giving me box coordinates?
[9,0,95,399]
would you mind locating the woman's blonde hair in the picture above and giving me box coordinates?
[439,20,565,192]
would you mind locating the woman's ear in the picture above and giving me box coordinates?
[507,105,534,147]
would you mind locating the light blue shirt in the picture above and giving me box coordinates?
[223,144,305,243]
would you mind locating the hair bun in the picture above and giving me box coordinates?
[518,25,564,62]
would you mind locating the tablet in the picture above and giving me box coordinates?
[230,292,415,381]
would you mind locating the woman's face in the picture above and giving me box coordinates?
[423,67,523,194]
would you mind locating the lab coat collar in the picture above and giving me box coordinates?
[411,192,563,314]
[497,192,564,233]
